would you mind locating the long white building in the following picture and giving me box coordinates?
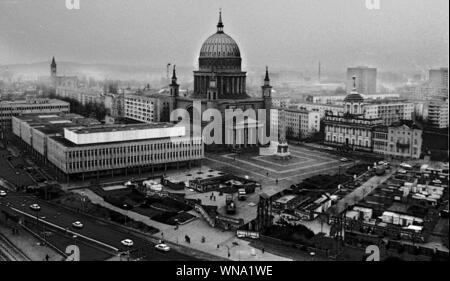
[12,113,203,182]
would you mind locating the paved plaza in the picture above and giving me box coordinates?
[205,144,356,187]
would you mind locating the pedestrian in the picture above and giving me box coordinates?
[217,244,220,249]
[262,248,265,254]
[45,254,49,261]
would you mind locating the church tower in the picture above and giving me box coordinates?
[169,65,179,97]
[261,66,272,99]
[50,57,57,78]
[262,66,273,137]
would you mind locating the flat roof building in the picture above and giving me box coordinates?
[12,113,203,182]
[0,98,70,138]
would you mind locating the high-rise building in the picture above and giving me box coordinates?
[427,97,449,128]
[429,67,449,96]
[346,66,377,95]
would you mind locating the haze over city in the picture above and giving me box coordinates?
[0,0,448,74]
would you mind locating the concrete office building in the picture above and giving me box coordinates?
[427,97,449,128]
[294,102,345,118]
[12,113,204,182]
[0,97,70,138]
[429,67,449,96]
[124,92,174,123]
[346,66,377,95]
[272,108,320,139]
[363,100,414,126]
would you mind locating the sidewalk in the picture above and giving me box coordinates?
[72,189,291,261]
[160,218,292,261]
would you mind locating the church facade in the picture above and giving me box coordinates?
[170,12,273,149]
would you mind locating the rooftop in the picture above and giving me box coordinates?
[64,122,176,135]
[0,98,69,106]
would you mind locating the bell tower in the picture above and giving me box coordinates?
[169,65,179,97]
[50,57,57,78]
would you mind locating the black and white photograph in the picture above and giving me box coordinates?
[0,0,448,272]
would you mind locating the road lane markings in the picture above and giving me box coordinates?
[9,207,119,252]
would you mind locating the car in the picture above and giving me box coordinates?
[0,190,7,197]
[155,243,170,252]
[121,239,134,247]
[72,221,83,229]
[340,158,350,162]
[29,204,41,211]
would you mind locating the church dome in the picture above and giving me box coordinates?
[197,11,242,72]
[199,33,241,58]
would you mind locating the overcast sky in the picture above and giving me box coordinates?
[0,0,448,72]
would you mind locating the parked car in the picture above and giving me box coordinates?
[0,190,7,197]
[121,239,134,247]
[340,158,350,162]
[155,243,170,252]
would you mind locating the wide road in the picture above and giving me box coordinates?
[0,192,196,261]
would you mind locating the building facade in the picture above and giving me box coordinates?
[12,113,204,181]
[294,102,344,118]
[363,100,414,126]
[272,108,320,139]
[0,97,69,138]
[429,67,449,96]
[373,122,423,159]
[427,97,449,128]
[324,78,384,152]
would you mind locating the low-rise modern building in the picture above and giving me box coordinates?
[294,102,345,118]
[272,108,320,139]
[12,113,204,182]
[363,100,414,126]
[0,97,70,137]
[124,92,175,123]
[306,93,399,104]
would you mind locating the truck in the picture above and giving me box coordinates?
[238,188,247,201]
[226,194,236,214]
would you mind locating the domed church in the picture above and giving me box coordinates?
[193,11,247,99]
[173,11,274,149]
